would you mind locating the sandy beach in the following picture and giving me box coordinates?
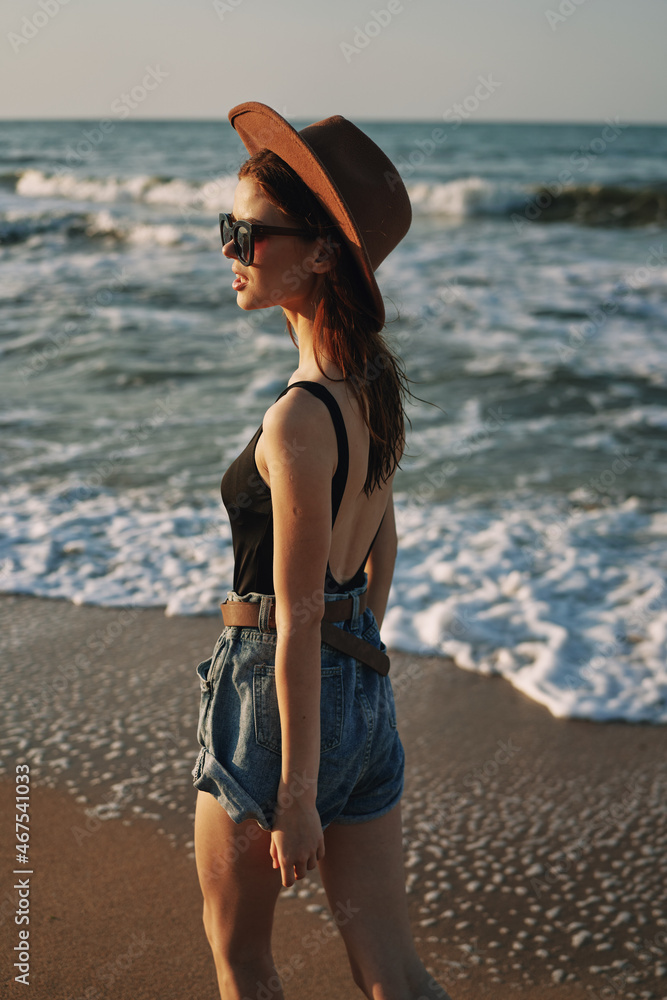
[1,592,666,1000]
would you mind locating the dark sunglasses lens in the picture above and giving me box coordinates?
[221,217,252,263]
[236,224,251,264]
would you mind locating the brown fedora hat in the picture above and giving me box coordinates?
[228,101,411,327]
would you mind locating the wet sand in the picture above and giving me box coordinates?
[1,593,666,999]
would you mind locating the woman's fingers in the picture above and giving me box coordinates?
[292,860,307,882]
[270,813,325,886]
[281,860,294,888]
[281,854,309,886]
[271,845,318,887]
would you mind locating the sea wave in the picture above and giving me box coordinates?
[12,167,238,211]
[0,208,198,247]
[409,177,667,227]
[9,167,667,227]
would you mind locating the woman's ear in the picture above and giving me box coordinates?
[309,235,340,274]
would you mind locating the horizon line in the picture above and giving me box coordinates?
[0,116,665,127]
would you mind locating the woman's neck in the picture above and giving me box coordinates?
[283,306,342,381]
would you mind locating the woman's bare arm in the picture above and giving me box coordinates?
[261,390,336,885]
[365,489,398,629]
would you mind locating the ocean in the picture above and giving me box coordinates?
[1,118,666,723]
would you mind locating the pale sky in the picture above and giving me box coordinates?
[1,0,665,122]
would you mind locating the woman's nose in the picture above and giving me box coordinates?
[222,239,237,260]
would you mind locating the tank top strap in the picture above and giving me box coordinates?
[282,381,349,527]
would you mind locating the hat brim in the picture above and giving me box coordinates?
[228,101,384,326]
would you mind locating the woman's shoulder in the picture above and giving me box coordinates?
[268,378,358,426]
[266,380,341,422]
[261,384,339,471]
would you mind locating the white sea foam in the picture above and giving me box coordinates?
[16,168,157,203]
[1,485,665,723]
[14,168,240,211]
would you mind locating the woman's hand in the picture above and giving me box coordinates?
[270,788,325,888]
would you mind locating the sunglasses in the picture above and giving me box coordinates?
[219,213,313,266]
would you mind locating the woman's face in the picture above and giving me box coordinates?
[223,176,321,313]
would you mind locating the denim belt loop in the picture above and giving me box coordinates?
[350,592,361,632]
[258,595,274,633]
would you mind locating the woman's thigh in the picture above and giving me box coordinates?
[194,790,282,954]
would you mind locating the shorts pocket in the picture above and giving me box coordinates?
[195,657,214,746]
[253,664,344,756]
[194,631,231,747]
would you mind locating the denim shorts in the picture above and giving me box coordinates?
[191,576,405,831]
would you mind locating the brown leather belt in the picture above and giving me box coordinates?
[219,594,390,676]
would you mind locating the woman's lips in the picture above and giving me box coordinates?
[232,273,248,291]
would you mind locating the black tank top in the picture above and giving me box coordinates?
[221,380,384,597]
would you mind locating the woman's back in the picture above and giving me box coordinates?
[254,373,395,588]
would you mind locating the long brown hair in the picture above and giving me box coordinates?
[238,148,416,497]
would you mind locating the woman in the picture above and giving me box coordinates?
[192,102,452,1000]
